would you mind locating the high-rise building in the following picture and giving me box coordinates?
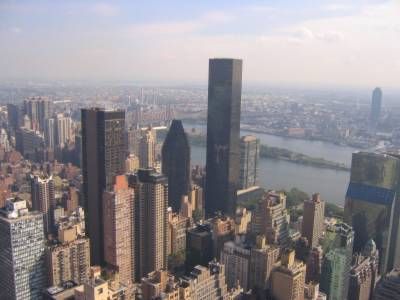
[271,249,307,300]
[348,239,379,300]
[167,209,190,256]
[45,118,56,149]
[250,235,280,290]
[373,268,400,300]
[103,175,135,288]
[0,199,46,300]
[205,58,242,216]
[127,127,141,156]
[7,103,22,131]
[162,119,191,211]
[128,169,168,279]
[139,129,155,169]
[186,224,214,271]
[46,226,90,287]
[239,135,259,189]
[31,174,55,235]
[251,191,290,248]
[212,215,235,259]
[320,223,354,300]
[23,96,53,132]
[182,261,232,299]
[15,127,45,159]
[55,113,72,148]
[302,193,325,248]
[81,108,125,266]
[306,246,323,283]
[370,87,382,128]
[221,235,279,291]
[344,152,400,274]
[125,154,139,173]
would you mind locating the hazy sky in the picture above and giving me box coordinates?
[1,0,399,88]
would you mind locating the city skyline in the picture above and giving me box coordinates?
[1,1,400,88]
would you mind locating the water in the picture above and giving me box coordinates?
[190,145,349,206]
[184,122,359,165]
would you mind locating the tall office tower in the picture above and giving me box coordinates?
[162,119,191,211]
[47,226,90,286]
[320,223,354,300]
[0,199,46,300]
[64,186,79,213]
[103,175,135,289]
[139,129,155,169]
[56,113,72,148]
[348,240,379,300]
[239,135,259,189]
[344,152,400,274]
[81,108,126,265]
[45,118,56,149]
[7,103,22,131]
[271,249,307,300]
[302,193,325,248]
[128,169,168,279]
[370,87,382,128]
[24,96,53,132]
[306,246,323,283]
[373,268,400,300]
[205,58,242,216]
[250,191,290,248]
[31,174,55,235]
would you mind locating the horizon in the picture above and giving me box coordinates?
[1,0,400,89]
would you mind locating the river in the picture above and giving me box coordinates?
[183,122,356,206]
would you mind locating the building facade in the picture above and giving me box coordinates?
[302,193,325,248]
[239,135,259,189]
[205,58,242,216]
[162,119,191,211]
[31,174,55,235]
[0,199,47,300]
[81,108,126,265]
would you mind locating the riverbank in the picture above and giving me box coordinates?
[188,133,350,171]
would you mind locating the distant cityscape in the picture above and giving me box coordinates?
[0,58,400,300]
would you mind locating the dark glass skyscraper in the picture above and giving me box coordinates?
[370,87,382,127]
[344,152,400,274]
[81,108,125,265]
[205,58,242,216]
[162,119,191,211]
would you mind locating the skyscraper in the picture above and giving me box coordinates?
[139,129,155,169]
[128,169,168,279]
[31,174,55,235]
[55,113,72,148]
[162,119,191,211]
[373,268,400,300]
[320,222,354,300]
[344,151,400,274]
[239,135,259,189]
[370,87,382,128]
[302,193,325,248]
[44,118,56,149]
[103,175,135,289]
[23,96,53,132]
[0,199,46,300]
[81,108,126,265]
[205,58,242,216]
